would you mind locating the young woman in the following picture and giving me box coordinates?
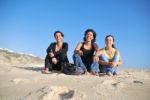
[91,35,122,76]
[42,31,69,73]
[73,29,99,74]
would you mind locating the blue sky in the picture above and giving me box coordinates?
[0,0,150,68]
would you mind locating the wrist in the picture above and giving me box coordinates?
[94,55,98,57]
[106,62,110,65]
[51,56,55,59]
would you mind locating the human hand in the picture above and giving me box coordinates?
[93,55,99,63]
[52,58,57,64]
[78,50,83,56]
[49,50,54,57]
[110,62,118,67]
[85,71,90,75]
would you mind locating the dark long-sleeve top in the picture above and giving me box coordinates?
[46,42,69,63]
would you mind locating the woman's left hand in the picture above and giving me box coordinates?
[110,62,118,67]
[93,55,99,63]
[52,58,57,64]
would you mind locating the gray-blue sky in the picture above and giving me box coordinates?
[0,0,150,68]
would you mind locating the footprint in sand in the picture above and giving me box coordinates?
[25,86,86,100]
[100,80,126,89]
[111,82,126,88]
[133,80,144,84]
[11,78,30,84]
[101,80,117,85]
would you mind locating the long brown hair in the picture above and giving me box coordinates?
[83,29,96,43]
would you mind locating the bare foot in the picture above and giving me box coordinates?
[90,72,96,75]
[41,69,50,74]
[85,71,90,75]
[107,72,113,76]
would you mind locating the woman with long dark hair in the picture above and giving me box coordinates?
[73,29,99,74]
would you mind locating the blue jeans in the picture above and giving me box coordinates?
[91,62,100,73]
[73,54,87,71]
[100,55,120,75]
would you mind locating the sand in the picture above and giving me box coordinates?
[0,65,150,100]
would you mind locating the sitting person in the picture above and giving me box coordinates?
[42,31,69,73]
[91,35,122,76]
[73,29,99,74]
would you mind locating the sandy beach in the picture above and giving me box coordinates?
[0,64,150,100]
[0,49,150,100]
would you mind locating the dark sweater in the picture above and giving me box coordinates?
[45,42,69,71]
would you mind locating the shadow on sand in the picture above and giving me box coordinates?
[14,66,63,74]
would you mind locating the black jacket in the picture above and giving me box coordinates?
[46,42,69,63]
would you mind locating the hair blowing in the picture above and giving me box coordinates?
[83,29,96,43]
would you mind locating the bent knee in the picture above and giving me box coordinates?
[73,54,81,58]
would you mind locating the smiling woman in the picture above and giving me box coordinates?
[73,29,99,74]
[91,35,122,76]
[42,31,69,74]
[0,0,150,69]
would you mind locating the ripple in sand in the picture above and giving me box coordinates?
[11,78,30,84]
[99,80,126,89]
[25,86,86,100]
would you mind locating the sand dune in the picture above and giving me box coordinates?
[0,48,44,66]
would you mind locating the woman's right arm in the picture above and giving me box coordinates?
[46,43,53,54]
[93,50,101,62]
[74,42,83,56]
[46,43,57,64]
[99,60,111,66]
[98,49,111,66]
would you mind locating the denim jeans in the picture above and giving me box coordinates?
[73,54,87,71]
[100,54,120,75]
[91,62,100,73]
[91,55,120,75]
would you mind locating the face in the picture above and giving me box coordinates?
[105,36,114,47]
[55,32,63,42]
[85,32,94,42]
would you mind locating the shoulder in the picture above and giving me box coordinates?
[114,49,120,55]
[92,42,99,50]
[63,42,68,45]
[75,42,83,50]
[99,48,105,54]
[77,42,83,46]
[93,42,98,47]
[100,48,105,51]
[50,42,56,45]
[49,42,56,46]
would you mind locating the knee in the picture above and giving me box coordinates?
[113,55,120,62]
[73,54,80,59]
[91,63,99,72]
[99,55,109,62]
[91,62,99,69]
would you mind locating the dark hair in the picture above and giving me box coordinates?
[54,31,64,37]
[105,35,115,48]
[83,29,96,43]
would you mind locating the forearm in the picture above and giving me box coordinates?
[74,50,81,54]
[46,44,53,54]
[99,60,110,66]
